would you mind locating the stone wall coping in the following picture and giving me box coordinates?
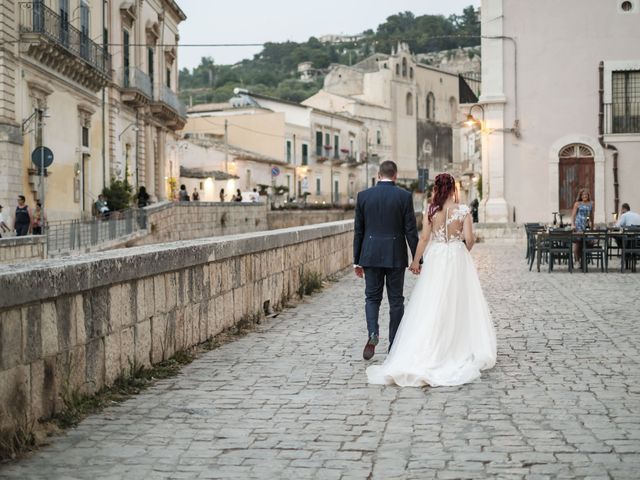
[145,200,267,215]
[0,220,354,309]
[0,235,45,247]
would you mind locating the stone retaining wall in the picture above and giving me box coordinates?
[134,201,269,246]
[0,236,45,264]
[0,221,354,440]
[267,209,355,230]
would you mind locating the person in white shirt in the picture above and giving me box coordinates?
[615,203,640,228]
[0,204,10,237]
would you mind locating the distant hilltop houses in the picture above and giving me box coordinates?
[317,34,367,44]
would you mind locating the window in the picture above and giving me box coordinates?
[123,29,130,86]
[449,96,458,123]
[334,134,339,158]
[406,92,413,116]
[59,0,70,46]
[79,1,89,59]
[349,138,354,156]
[316,177,321,195]
[395,64,400,76]
[302,144,308,165]
[166,68,171,88]
[148,47,155,96]
[410,67,414,79]
[611,70,640,133]
[376,129,382,145]
[426,92,435,120]
[402,58,407,77]
[81,126,89,148]
[286,140,292,163]
[199,181,204,190]
[315,131,323,156]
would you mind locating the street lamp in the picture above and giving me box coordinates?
[464,103,485,128]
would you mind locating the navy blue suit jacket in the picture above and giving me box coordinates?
[353,181,419,268]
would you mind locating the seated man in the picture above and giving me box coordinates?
[94,194,110,219]
[614,203,640,249]
[616,203,640,229]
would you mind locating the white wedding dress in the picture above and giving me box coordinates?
[366,204,497,387]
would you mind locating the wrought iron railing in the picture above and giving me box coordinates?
[605,102,640,134]
[122,67,153,98]
[46,209,147,256]
[19,1,111,76]
[159,84,187,117]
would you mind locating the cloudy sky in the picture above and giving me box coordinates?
[178,0,480,71]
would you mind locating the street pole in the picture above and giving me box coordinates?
[224,119,229,173]
[38,109,44,208]
[292,133,297,199]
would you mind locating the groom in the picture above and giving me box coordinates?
[353,160,419,360]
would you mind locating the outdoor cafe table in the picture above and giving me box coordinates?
[534,229,626,273]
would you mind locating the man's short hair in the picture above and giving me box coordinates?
[622,203,630,211]
[379,161,398,179]
[18,195,25,202]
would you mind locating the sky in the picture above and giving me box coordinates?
[178,0,480,71]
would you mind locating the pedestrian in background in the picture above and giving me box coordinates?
[192,187,200,201]
[136,186,150,208]
[0,204,10,237]
[32,202,45,235]
[233,189,243,202]
[179,184,190,202]
[219,188,225,202]
[14,195,32,236]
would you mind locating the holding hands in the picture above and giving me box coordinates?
[408,260,421,275]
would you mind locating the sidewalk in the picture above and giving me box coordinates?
[1,243,638,479]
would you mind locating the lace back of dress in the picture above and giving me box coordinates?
[432,205,467,243]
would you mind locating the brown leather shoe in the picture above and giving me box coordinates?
[363,334,379,360]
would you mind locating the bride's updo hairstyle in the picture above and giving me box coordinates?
[427,173,457,224]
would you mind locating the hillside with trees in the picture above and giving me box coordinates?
[179,6,479,105]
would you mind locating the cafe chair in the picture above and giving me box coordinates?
[547,231,574,273]
[621,229,640,273]
[582,230,608,272]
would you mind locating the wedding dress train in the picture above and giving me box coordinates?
[366,205,496,387]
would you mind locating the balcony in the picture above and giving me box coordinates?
[19,2,111,92]
[151,84,187,130]
[605,102,640,135]
[120,67,152,107]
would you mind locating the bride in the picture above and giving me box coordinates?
[366,173,496,387]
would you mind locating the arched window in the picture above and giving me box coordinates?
[449,96,457,123]
[406,92,413,116]
[409,67,414,79]
[376,130,382,145]
[426,92,435,120]
[402,58,407,77]
[395,64,400,76]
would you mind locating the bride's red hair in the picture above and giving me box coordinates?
[427,173,457,224]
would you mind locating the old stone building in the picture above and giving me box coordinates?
[302,42,478,190]
[478,0,640,224]
[0,0,186,222]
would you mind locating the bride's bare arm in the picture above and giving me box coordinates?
[409,216,432,271]
[463,214,475,251]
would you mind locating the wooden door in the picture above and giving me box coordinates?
[559,156,594,214]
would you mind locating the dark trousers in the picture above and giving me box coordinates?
[363,267,405,347]
[15,224,29,236]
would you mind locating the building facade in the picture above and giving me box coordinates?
[302,43,476,190]
[479,0,640,224]
[0,0,186,223]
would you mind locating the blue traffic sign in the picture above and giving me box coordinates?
[31,146,54,169]
[271,166,280,177]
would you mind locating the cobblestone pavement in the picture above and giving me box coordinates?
[1,243,639,480]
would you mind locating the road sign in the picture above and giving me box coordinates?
[271,166,280,177]
[31,146,54,169]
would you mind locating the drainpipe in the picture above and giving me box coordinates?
[598,61,619,215]
[101,0,107,189]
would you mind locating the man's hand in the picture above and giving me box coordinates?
[354,266,364,278]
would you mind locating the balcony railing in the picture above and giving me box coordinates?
[159,84,187,117]
[19,2,111,78]
[605,102,640,134]
[122,67,152,99]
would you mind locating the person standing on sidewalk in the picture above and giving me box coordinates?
[32,202,45,235]
[0,205,10,237]
[14,195,32,236]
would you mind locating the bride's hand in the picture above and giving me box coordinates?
[408,262,420,275]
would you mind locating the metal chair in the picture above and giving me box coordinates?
[621,230,640,273]
[582,230,608,272]
[547,231,574,273]
[525,223,544,261]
